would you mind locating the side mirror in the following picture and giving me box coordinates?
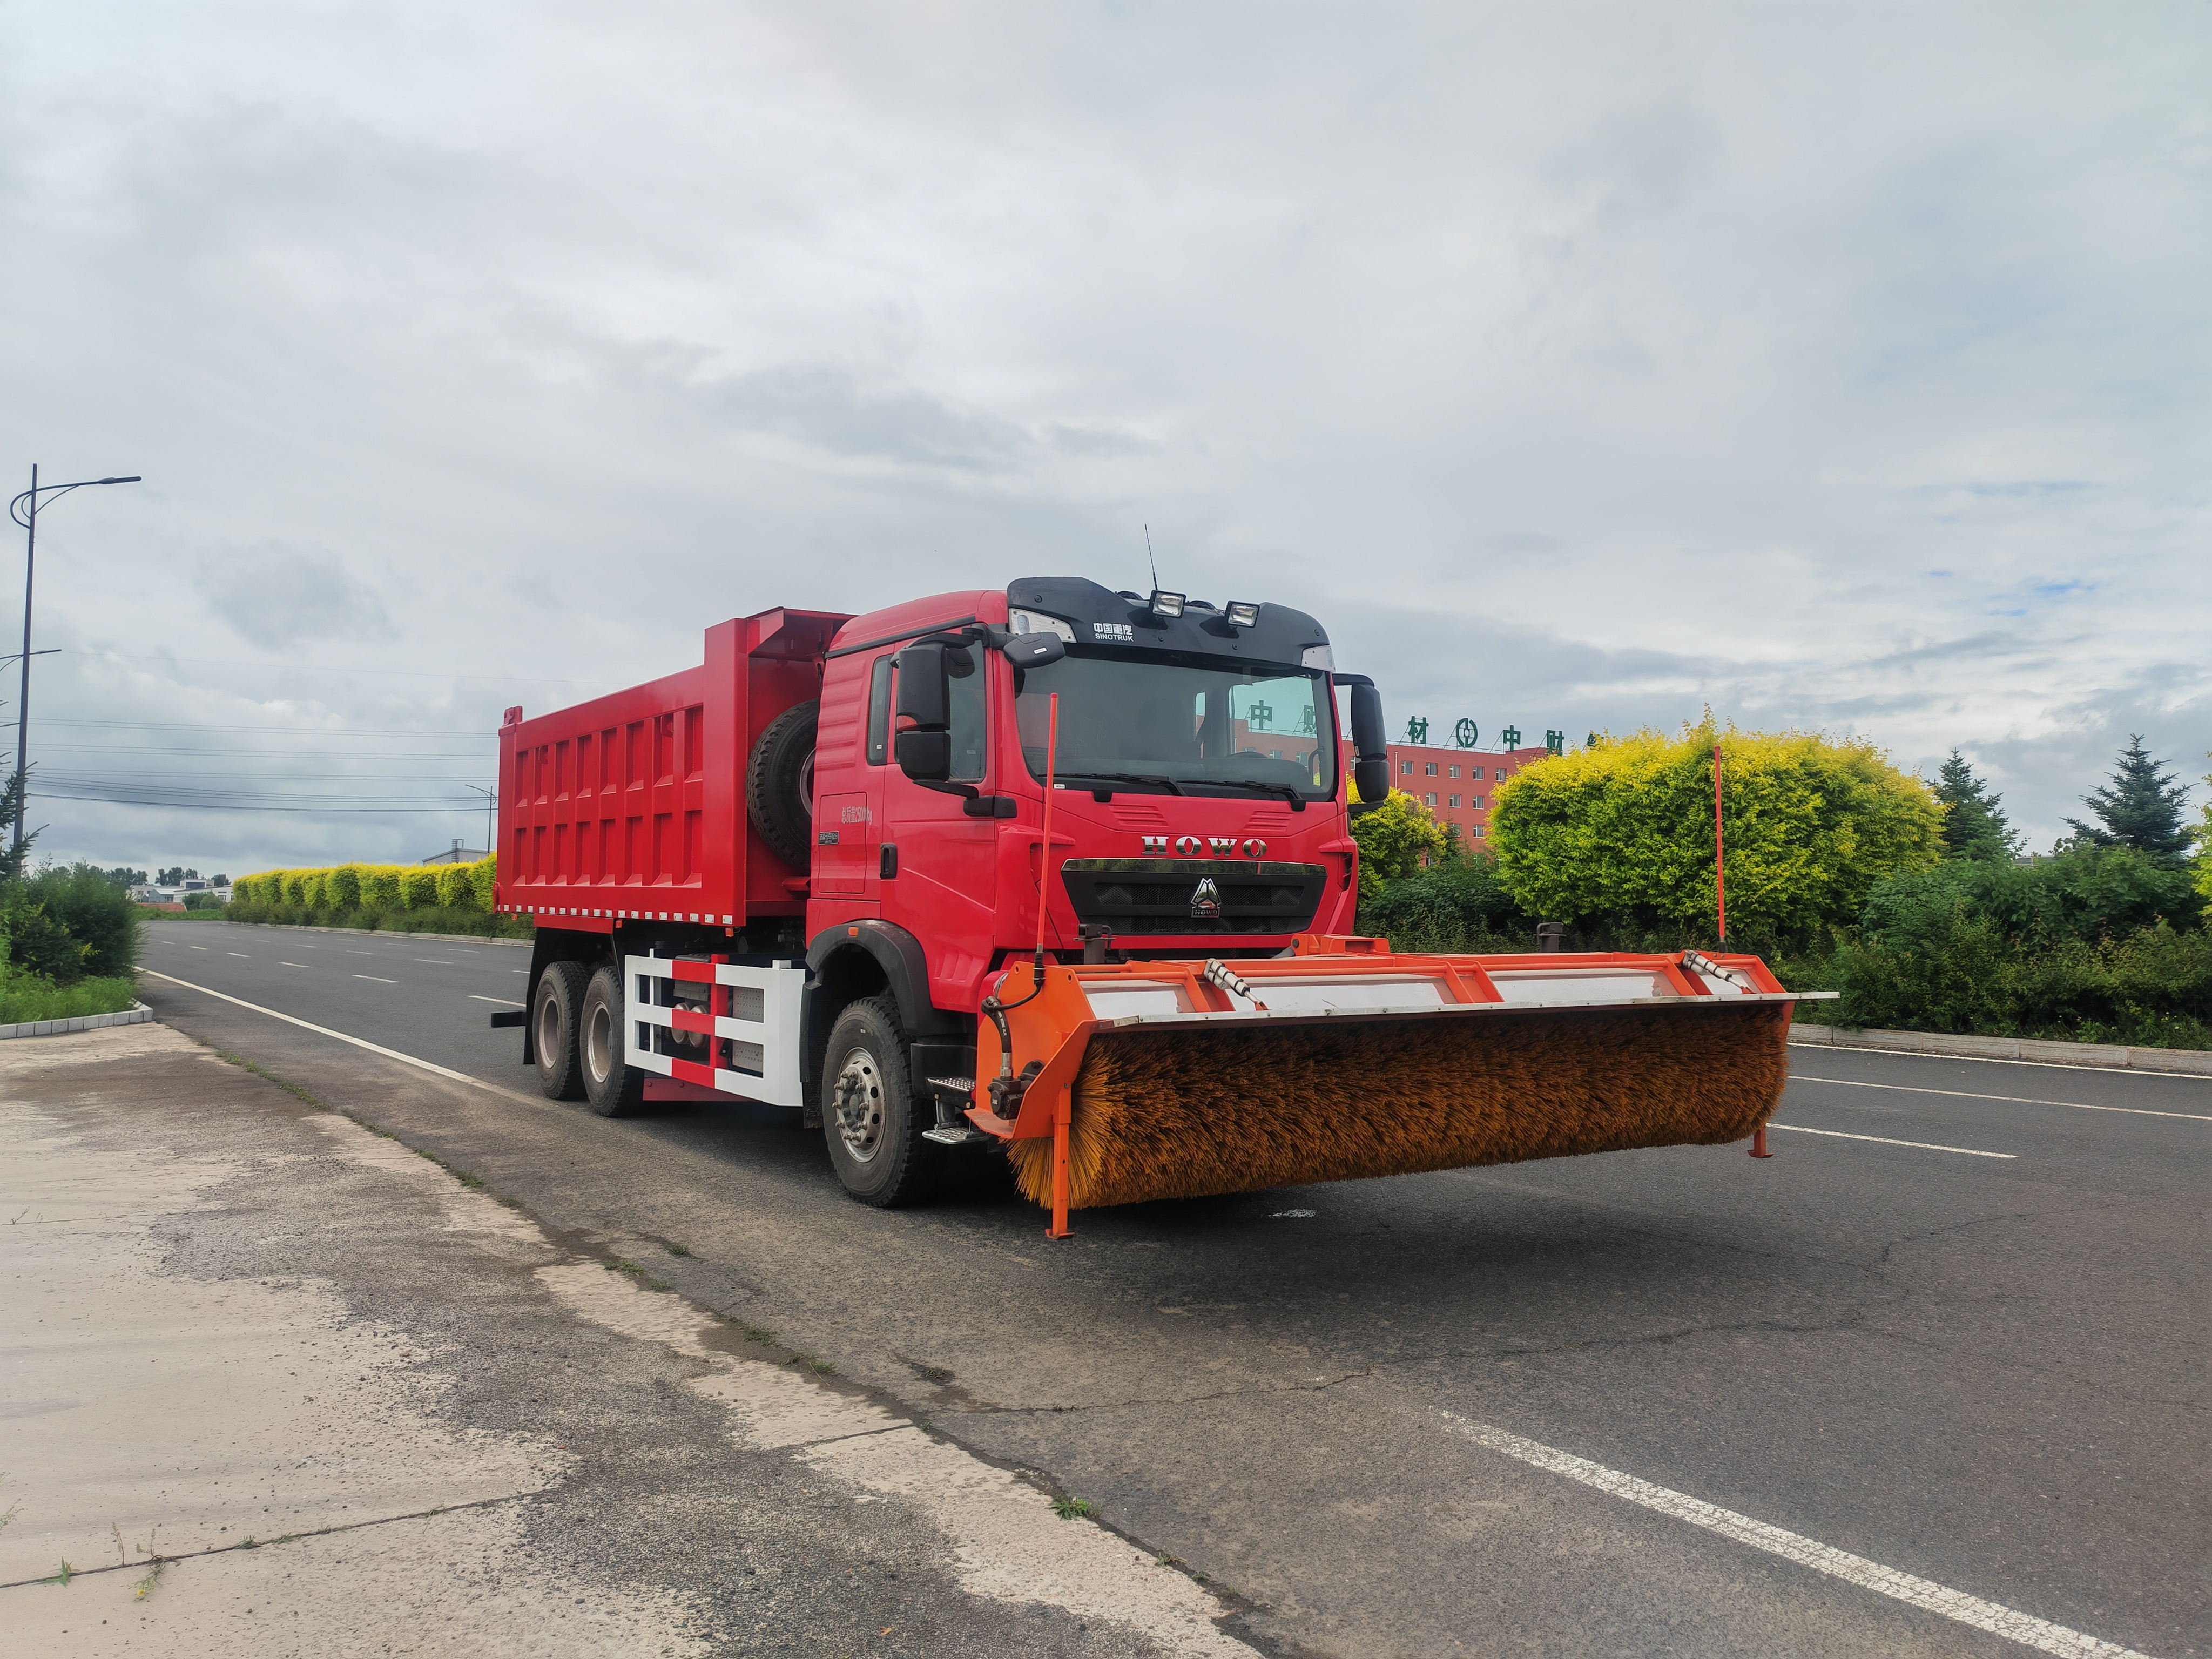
[894,643,950,780]
[1348,681,1390,808]
[1003,631,1064,669]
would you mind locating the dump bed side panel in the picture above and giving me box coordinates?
[495,608,849,930]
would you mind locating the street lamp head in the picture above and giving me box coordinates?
[96,476,141,485]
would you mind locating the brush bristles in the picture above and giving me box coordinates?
[1006,1004,1791,1210]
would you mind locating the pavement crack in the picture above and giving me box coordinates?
[0,1490,539,1591]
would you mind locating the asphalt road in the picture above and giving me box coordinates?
[138,918,2209,1658]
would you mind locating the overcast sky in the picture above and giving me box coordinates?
[3,1,2206,876]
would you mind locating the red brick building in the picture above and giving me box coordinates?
[1341,734,1557,846]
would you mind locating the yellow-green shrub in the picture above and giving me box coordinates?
[399,867,442,908]
[323,865,362,909]
[1492,721,1943,941]
[299,872,326,909]
[360,865,403,909]
[280,871,309,907]
[469,857,497,911]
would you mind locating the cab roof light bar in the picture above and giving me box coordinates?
[1149,590,1185,618]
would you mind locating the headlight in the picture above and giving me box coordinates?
[1225,601,1260,628]
[1149,590,1185,618]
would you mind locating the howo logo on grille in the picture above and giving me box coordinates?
[1140,834,1268,858]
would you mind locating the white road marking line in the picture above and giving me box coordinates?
[227,952,249,957]
[1791,1036,2210,1083]
[1270,1209,1317,1218]
[188,945,207,950]
[280,963,311,969]
[415,959,454,965]
[1443,1414,2156,1659]
[1790,1074,2212,1123]
[1769,1123,2014,1158]
[137,970,547,1109]
[353,974,397,984]
[346,949,375,955]
[469,995,525,1007]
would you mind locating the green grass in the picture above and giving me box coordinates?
[0,971,138,1024]
[221,901,532,939]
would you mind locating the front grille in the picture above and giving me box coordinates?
[1058,858,1327,936]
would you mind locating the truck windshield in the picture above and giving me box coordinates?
[1014,649,1337,800]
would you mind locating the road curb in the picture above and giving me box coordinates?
[1790,1022,2212,1076]
[157,919,531,948]
[0,1001,158,1041]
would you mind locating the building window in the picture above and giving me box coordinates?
[1473,825,1486,838]
[1448,765,1460,779]
[1424,793,1437,807]
[1471,794,1484,808]
[1468,766,1484,780]
[1425,761,1438,777]
[1449,794,1460,808]
[1400,760,1413,775]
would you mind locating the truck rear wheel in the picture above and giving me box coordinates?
[579,965,646,1118]
[533,961,588,1100]
[746,699,818,872]
[821,994,942,1207]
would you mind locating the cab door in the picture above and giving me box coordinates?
[881,640,998,1007]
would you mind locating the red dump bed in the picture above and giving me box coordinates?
[495,608,850,932]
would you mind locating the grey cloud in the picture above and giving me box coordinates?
[204,545,395,649]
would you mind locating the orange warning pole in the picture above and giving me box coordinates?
[1714,740,1727,946]
[1039,691,1075,1239]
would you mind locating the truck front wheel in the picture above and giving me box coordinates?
[579,965,645,1118]
[820,995,943,1207]
[533,961,588,1100]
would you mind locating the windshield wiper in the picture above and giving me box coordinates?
[1185,779,1309,811]
[1053,771,1185,796]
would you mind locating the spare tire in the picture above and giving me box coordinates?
[747,699,818,872]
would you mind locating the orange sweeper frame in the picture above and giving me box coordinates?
[958,939,1815,1239]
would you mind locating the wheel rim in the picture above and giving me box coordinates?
[536,991,562,1070]
[585,1000,614,1085]
[831,1044,886,1164]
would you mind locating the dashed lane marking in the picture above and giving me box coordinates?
[1768,1123,2014,1158]
[353,975,398,984]
[1444,1414,2157,1659]
[415,959,454,964]
[1789,1074,2212,1123]
[227,952,249,957]
[137,970,548,1109]
[281,962,311,969]
[469,995,524,1007]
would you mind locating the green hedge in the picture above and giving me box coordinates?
[226,858,524,938]
[235,858,497,915]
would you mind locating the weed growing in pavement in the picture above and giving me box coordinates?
[741,1324,778,1344]
[613,1258,643,1275]
[1051,1494,1095,1521]
[43,1559,74,1586]
[645,1277,673,1292]
[797,1353,835,1375]
[211,1048,322,1108]
[118,1523,167,1600]
[914,1365,954,1386]
[665,1241,691,1257]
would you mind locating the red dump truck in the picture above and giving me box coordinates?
[499,575,1806,1233]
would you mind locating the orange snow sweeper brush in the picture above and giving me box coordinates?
[949,934,1817,1237]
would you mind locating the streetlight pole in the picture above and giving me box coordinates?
[9,467,141,862]
[465,783,496,865]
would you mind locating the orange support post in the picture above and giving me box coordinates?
[1047,1096,1074,1238]
[1749,1123,1772,1158]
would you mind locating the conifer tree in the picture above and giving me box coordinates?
[2066,736,2193,860]
[0,765,40,885]
[1932,750,2020,861]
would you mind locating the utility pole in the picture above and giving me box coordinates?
[466,783,496,866]
[10,467,141,861]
